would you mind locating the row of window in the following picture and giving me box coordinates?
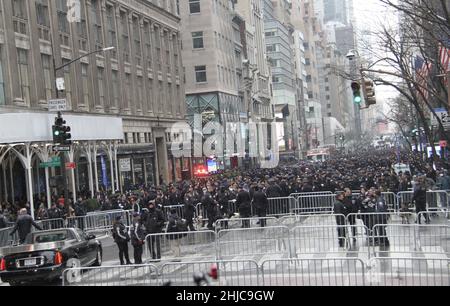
[9,0,180,74]
[123,132,153,144]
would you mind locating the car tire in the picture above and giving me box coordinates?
[64,258,82,285]
[93,249,102,266]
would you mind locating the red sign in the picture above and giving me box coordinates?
[65,162,76,169]
[440,141,448,147]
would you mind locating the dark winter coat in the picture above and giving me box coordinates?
[145,208,165,234]
[10,214,42,242]
[236,190,252,218]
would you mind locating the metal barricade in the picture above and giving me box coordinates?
[36,218,65,230]
[290,191,333,199]
[346,212,416,227]
[163,205,185,220]
[370,224,417,255]
[266,197,296,216]
[426,190,448,213]
[0,227,16,247]
[260,258,366,286]
[368,257,450,286]
[278,214,344,228]
[289,225,369,258]
[62,264,159,286]
[216,226,290,259]
[214,217,278,231]
[144,230,216,262]
[397,191,415,210]
[415,224,450,255]
[159,260,260,286]
[293,194,335,215]
[381,192,398,211]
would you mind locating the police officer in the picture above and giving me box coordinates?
[145,201,165,260]
[130,212,146,265]
[333,192,347,248]
[252,186,268,227]
[112,215,132,265]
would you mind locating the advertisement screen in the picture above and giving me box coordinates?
[207,160,218,173]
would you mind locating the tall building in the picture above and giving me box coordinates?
[323,0,349,25]
[0,0,185,207]
[263,0,299,155]
[181,0,271,169]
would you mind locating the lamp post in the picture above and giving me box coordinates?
[51,46,115,209]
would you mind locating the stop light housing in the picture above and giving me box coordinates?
[363,79,376,106]
[351,81,362,104]
[52,114,72,145]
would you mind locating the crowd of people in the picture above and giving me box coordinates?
[2,148,450,264]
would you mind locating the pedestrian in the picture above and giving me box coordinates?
[112,215,132,265]
[145,201,165,261]
[0,210,7,229]
[333,192,347,248]
[236,185,252,228]
[10,208,43,244]
[130,212,146,265]
[252,186,268,227]
[412,176,430,224]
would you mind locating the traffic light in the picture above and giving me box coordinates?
[363,79,376,106]
[351,81,362,104]
[52,114,72,145]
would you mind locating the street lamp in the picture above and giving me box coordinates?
[54,46,115,74]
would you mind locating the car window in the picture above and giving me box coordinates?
[75,228,87,240]
[34,232,67,243]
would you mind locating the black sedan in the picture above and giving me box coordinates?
[0,228,102,286]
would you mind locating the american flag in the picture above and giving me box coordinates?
[439,40,450,72]
[414,56,432,100]
[439,40,450,83]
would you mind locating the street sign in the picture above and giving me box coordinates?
[431,108,450,131]
[48,98,67,112]
[39,157,61,168]
[53,145,71,152]
[66,162,76,169]
[56,77,65,91]
[119,158,131,172]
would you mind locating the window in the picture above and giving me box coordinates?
[305,58,310,66]
[266,44,277,52]
[309,106,314,113]
[265,30,276,37]
[325,86,329,91]
[17,49,30,103]
[272,76,280,83]
[36,0,50,40]
[137,76,143,110]
[143,22,152,67]
[306,75,312,82]
[147,78,153,111]
[327,104,331,109]
[81,63,90,105]
[76,1,88,49]
[111,70,120,109]
[326,95,330,100]
[97,67,105,107]
[92,0,103,50]
[189,0,201,13]
[106,5,117,58]
[121,11,130,62]
[133,17,142,66]
[328,112,332,117]
[192,31,204,49]
[308,91,313,99]
[12,0,28,34]
[195,65,207,83]
[154,26,161,70]
[41,54,52,101]
[271,59,280,67]
[303,42,309,50]
[124,73,131,108]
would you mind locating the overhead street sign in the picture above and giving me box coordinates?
[39,157,61,168]
[48,98,67,112]
[53,145,71,152]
